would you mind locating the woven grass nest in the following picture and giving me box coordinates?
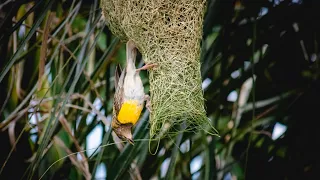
[101,0,218,140]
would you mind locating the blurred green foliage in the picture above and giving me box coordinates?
[0,0,319,179]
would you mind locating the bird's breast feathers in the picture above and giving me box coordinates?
[117,72,145,125]
[117,100,143,125]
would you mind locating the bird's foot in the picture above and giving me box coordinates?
[144,95,152,112]
[136,63,158,72]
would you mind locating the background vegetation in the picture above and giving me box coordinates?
[0,0,319,179]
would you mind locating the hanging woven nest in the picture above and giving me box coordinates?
[101,0,218,139]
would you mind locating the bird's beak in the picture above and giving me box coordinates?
[127,138,134,145]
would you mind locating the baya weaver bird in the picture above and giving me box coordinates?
[112,40,156,144]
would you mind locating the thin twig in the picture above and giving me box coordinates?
[54,136,91,180]
[0,0,13,9]
[70,93,109,126]
[11,20,77,61]
[83,70,104,103]
[38,12,54,90]
[59,116,91,180]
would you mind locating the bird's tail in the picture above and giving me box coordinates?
[126,40,137,73]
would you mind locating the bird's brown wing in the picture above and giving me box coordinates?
[112,65,126,126]
[114,65,122,90]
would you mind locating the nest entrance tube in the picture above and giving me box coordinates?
[101,0,218,139]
